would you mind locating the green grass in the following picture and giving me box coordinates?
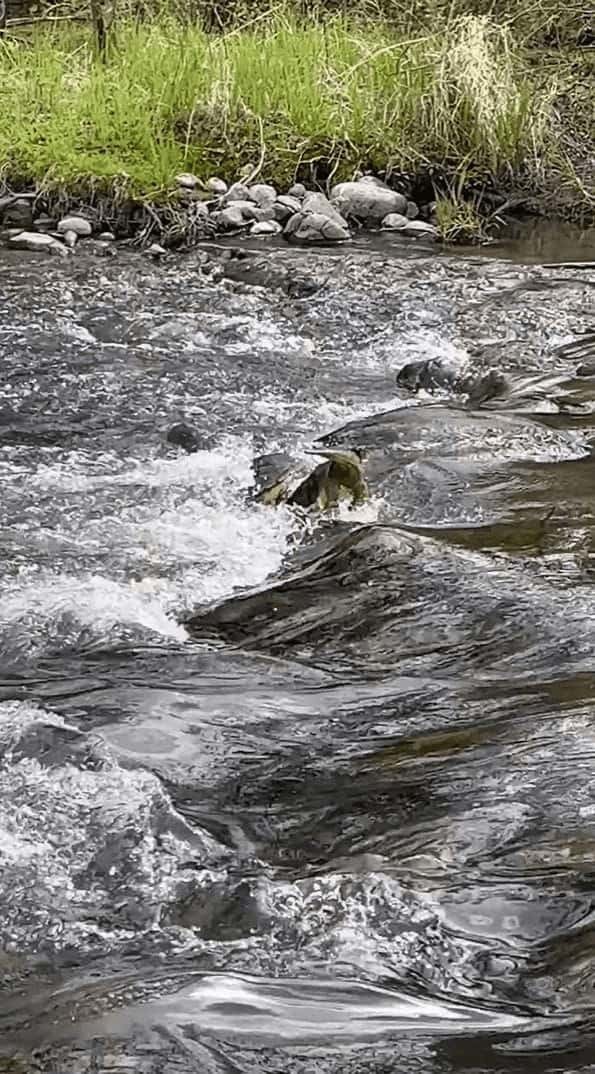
[0,10,558,201]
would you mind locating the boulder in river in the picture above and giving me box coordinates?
[58,215,92,237]
[7,231,68,256]
[166,422,210,453]
[331,179,407,225]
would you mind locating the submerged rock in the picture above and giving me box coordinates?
[58,215,92,237]
[7,232,68,256]
[166,422,209,453]
[331,179,407,225]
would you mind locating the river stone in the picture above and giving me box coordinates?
[302,191,348,229]
[176,172,199,189]
[215,205,250,230]
[400,219,439,240]
[62,229,78,248]
[58,215,92,237]
[406,200,419,220]
[98,231,116,241]
[248,183,277,209]
[331,181,407,225]
[2,199,34,229]
[223,182,251,204]
[250,220,282,236]
[206,176,228,195]
[288,183,307,199]
[8,231,68,256]
[146,242,167,258]
[381,212,408,230]
[284,211,349,244]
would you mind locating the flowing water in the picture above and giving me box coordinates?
[1,227,595,1073]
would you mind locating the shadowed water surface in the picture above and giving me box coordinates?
[0,230,595,1074]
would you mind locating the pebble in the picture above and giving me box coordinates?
[175,172,200,189]
[98,231,116,241]
[206,177,228,195]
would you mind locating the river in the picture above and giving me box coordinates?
[0,225,594,1074]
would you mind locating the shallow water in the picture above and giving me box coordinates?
[0,229,595,1074]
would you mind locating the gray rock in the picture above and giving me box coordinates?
[215,205,250,230]
[98,231,116,241]
[302,191,348,228]
[58,214,92,237]
[400,219,439,240]
[284,211,349,244]
[176,172,199,189]
[33,214,57,232]
[356,174,392,190]
[63,229,78,248]
[2,198,34,229]
[146,242,167,258]
[273,195,302,223]
[248,183,277,209]
[7,231,68,256]
[288,183,307,199]
[250,206,275,223]
[331,181,407,225]
[222,182,251,204]
[406,201,419,220]
[250,220,282,236]
[206,176,228,195]
[381,212,408,230]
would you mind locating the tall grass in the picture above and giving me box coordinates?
[0,10,555,197]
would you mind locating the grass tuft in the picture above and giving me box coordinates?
[0,10,560,202]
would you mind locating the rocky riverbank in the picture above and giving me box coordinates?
[0,172,442,256]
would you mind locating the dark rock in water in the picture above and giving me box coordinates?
[396,357,510,405]
[166,423,210,453]
[396,357,465,394]
[576,362,595,378]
